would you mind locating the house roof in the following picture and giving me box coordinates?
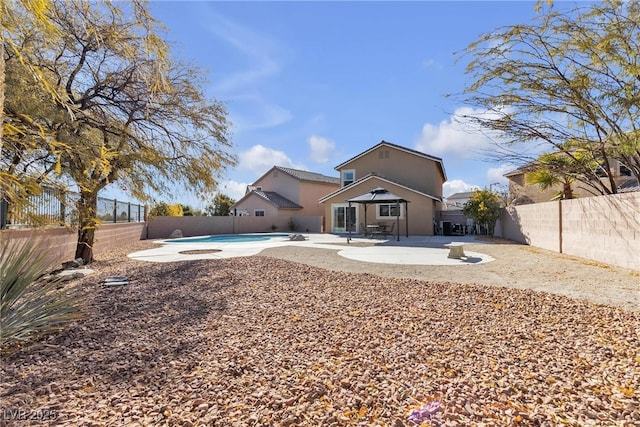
[319,173,441,203]
[271,166,340,185]
[446,191,475,200]
[232,190,302,210]
[253,191,302,209]
[333,140,447,181]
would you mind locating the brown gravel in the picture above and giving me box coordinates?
[1,238,639,426]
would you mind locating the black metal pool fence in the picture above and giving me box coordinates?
[0,187,144,229]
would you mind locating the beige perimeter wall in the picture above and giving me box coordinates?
[146,215,323,239]
[1,222,146,266]
[498,192,639,270]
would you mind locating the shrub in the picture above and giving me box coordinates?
[1,240,83,348]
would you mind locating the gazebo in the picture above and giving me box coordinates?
[346,187,409,242]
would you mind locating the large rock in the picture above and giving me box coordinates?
[288,234,306,241]
[169,229,183,238]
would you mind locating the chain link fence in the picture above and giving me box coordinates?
[1,187,145,229]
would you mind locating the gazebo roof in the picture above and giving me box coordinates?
[347,187,408,204]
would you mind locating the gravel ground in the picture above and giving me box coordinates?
[1,239,639,426]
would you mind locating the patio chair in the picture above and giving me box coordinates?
[382,221,395,238]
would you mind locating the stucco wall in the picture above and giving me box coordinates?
[233,196,281,217]
[254,168,301,204]
[340,145,444,198]
[499,193,639,270]
[321,177,436,236]
[299,181,340,216]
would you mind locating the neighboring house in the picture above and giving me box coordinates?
[319,140,446,235]
[505,160,638,204]
[443,191,475,210]
[231,166,340,218]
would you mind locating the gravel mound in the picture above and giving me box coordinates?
[1,254,638,426]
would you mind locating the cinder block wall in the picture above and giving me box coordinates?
[146,215,323,239]
[500,202,561,252]
[500,193,639,270]
[92,223,147,257]
[561,193,639,270]
[2,222,146,267]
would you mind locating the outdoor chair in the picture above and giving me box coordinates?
[382,221,395,238]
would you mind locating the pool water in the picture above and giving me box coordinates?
[170,233,290,243]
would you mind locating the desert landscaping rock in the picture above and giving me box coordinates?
[1,239,638,426]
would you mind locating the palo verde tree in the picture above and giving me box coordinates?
[0,0,70,212]
[3,0,236,263]
[454,0,640,195]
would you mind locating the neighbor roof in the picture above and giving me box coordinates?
[446,191,475,200]
[333,140,447,181]
[272,166,340,185]
[252,191,302,209]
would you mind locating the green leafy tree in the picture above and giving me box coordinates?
[180,205,194,216]
[206,193,235,216]
[150,202,183,217]
[455,0,640,195]
[462,189,502,236]
[3,0,236,263]
[1,240,82,348]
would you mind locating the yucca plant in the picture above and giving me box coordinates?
[1,239,83,348]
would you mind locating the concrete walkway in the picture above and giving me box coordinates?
[127,233,495,266]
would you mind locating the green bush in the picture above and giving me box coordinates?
[1,240,82,348]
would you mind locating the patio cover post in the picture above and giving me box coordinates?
[395,201,400,241]
[404,201,408,237]
[347,201,352,243]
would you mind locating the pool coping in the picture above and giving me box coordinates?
[127,233,495,266]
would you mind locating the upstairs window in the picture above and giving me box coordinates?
[342,169,355,187]
[254,210,265,217]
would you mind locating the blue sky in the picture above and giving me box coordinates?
[103,1,572,207]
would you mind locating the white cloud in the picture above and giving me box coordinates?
[442,179,480,198]
[238,144,306,177]
[308,135,336,164]
[487,164,514,184]
[215,180,249,202]
[415,106,502,158]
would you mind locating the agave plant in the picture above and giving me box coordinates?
[1,239,83,348]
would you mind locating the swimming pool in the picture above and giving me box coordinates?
[169,233,291,243]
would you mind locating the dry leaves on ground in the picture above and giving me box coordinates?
[1,255,639,426]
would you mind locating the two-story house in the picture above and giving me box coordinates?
[232,166,340,218]
[505,160,638,204]
[319,141,446,235]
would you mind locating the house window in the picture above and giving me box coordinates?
[254,210,265,217]
[342,169,355,187]
[379,150,390,159]
[377,203,403,219]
